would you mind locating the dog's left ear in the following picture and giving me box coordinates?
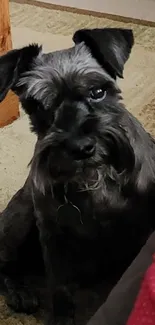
[0,44,41,102]
[73,28,134,79]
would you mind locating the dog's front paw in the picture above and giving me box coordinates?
[44,285,76,325]
[55,317,75,325]
[46,317,75,325]
[52,286,75,325]
[5,278,39,314]
[45,313,75,325]
[53,286,75,317]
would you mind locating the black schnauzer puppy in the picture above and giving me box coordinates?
[0,27,155,325]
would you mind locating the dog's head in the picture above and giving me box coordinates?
[0,28,135,191]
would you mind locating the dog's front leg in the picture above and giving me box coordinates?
[0,181,39,313]
[35,208,76,325]
[0,184,33,265]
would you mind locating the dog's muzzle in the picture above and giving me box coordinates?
[43,129,96,160]
[33,130,96,181]
[65,137,96,160]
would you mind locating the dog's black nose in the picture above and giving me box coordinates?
[82,142,95,156]
[69,138,95,160]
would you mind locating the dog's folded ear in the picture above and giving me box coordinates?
[0,44,41,102]
[73,28,134,79]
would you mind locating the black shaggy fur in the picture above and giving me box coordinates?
[0,28,155,325]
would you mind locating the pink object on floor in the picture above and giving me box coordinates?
[127,255,155,325]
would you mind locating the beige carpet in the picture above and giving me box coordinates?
[1,1,155,324]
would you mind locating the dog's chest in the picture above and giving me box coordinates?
[57,184,100,237]
[36,183,102,238]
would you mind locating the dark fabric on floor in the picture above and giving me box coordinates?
[86,232,155,325]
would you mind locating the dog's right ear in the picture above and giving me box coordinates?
[73,28,134,79]
[0,44,41,102]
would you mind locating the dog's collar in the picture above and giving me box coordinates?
[56,183,83,226]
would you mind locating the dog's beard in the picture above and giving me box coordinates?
[30,141,101,194]
[30,124,135,195]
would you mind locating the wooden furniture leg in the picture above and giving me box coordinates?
[0,0,19,127]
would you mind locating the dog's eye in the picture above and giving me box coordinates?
[89,88,107,102]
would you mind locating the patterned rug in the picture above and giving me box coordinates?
[1,1,155,324]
